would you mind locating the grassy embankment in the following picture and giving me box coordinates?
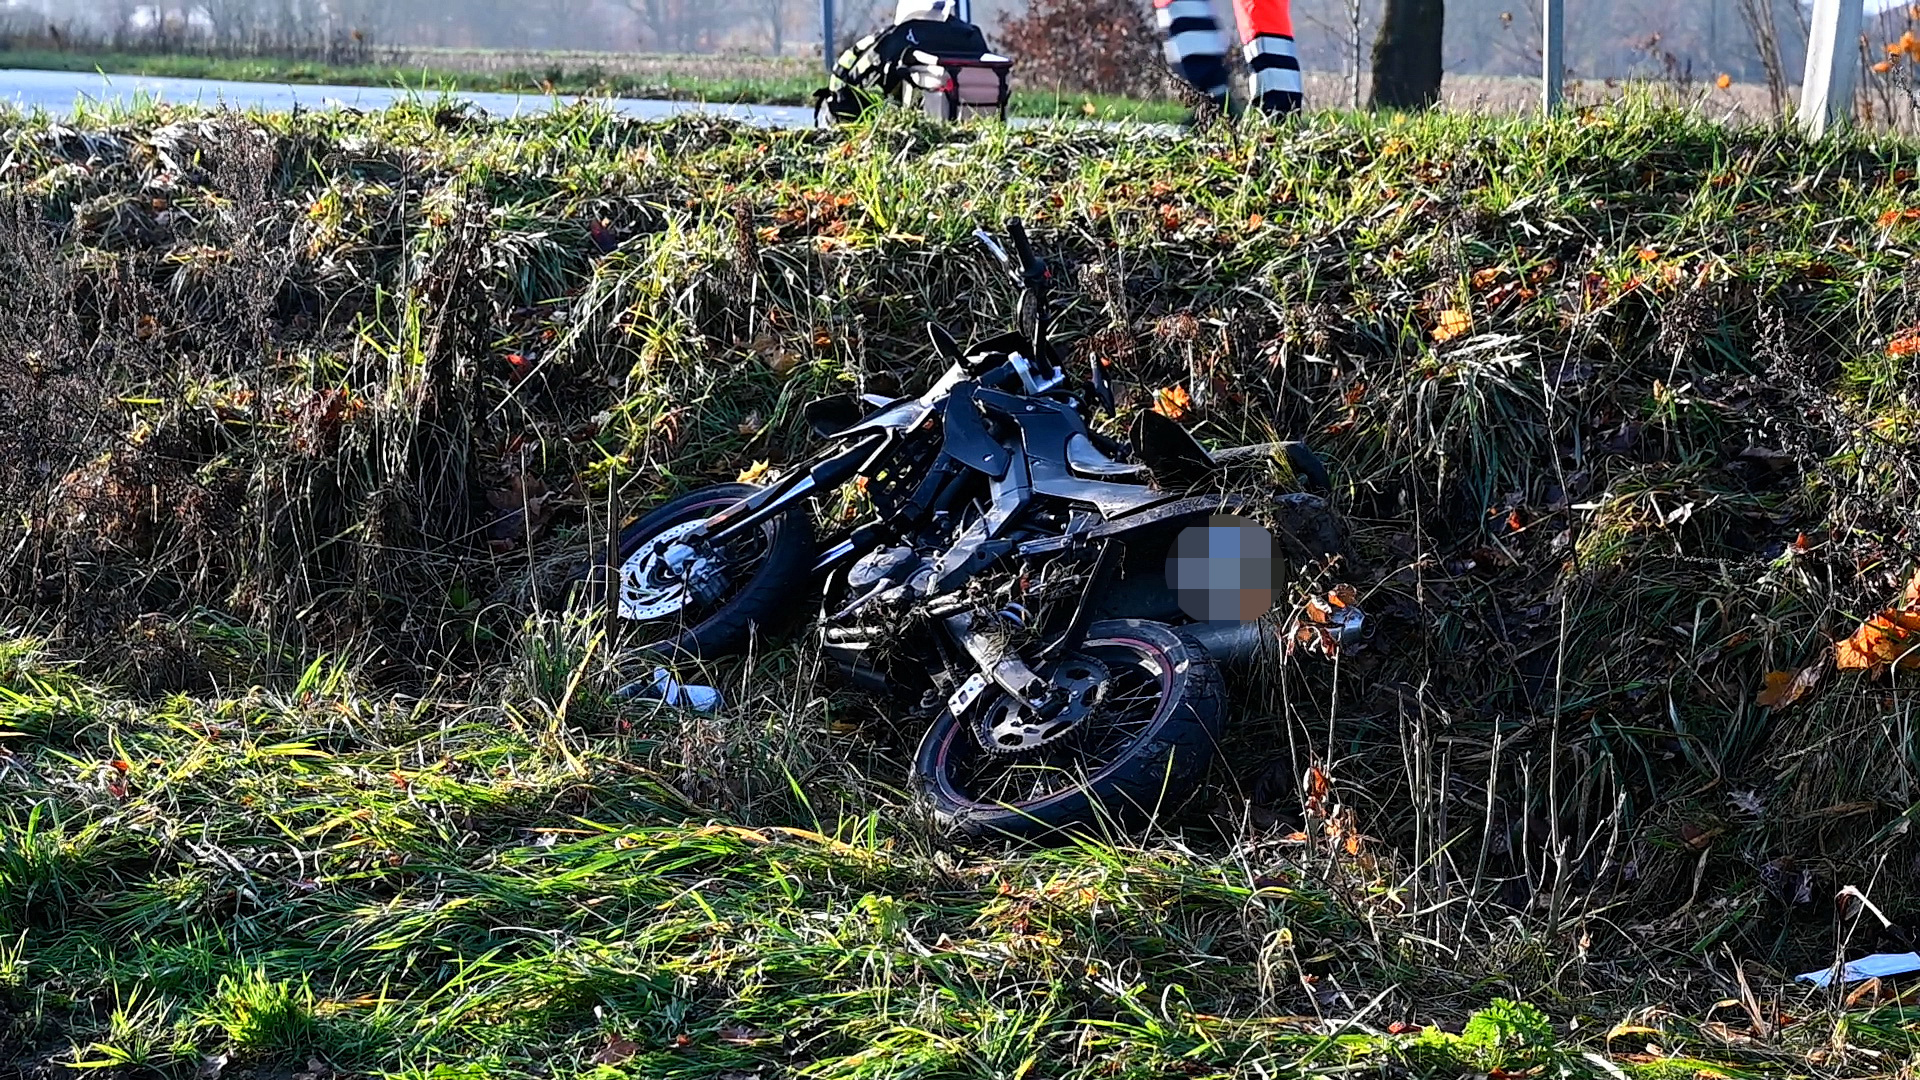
[0,46,1192,122]
[1,96,1919,1077]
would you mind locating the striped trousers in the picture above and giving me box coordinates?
[1152,0,1302,116]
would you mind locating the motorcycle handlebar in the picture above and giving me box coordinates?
[1006,218,1039,274]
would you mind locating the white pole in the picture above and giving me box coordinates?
[1800,0,1862,138]
[823,0,836,76]
[1542,0,1564,113]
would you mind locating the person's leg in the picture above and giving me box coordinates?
[1153,0,1231,109]
[1231,0,1303,115]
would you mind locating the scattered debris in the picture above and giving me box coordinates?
[1290,585,1365,657]
[592,1035,641,1064]
[1796,952,1920,988]
[615,667,724,712]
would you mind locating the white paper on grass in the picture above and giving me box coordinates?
[1796,952,1920,987]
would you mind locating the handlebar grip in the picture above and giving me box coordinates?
[1006,218,1038,269]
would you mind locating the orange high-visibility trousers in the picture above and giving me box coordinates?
[1152,0,1300,115]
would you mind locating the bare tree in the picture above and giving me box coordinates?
[620,0,707,51]
[1736,0,1789,114]
[763,0,798,55]
[1371,0,1443,108]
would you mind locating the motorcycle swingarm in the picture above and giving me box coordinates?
[938,539,1116,715]
[941,613,1050,716]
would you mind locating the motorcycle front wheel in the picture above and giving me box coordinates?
[583,482,814,661]
[911,619,1225,841]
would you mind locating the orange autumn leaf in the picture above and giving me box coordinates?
[1431,308,1472,343]
[1637,247,1660,262]
[1756,663,1822,709]
[1875,60,1896,74]
[1246,213,1266,230]
[1836,571,1920,675]
[1888,330,1920,357]
[1305,765,1331,803]
[1716,73,1733,90]
[1470,267,1503,290]
[1152,385,1192,420]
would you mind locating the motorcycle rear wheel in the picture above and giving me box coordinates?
[912,619,1224,841]
[582,482,814,661]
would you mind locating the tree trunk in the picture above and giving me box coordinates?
[1369,0,1444,110]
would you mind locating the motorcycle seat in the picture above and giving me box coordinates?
[1128,409,1333,493]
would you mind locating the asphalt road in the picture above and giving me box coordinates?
[0,66,819,126]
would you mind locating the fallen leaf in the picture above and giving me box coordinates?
[1470,267,1503,290]
[1836,570,1920,675]
[1756,661,1823,709]
[1889,330,1920,357]
[737,460,773,484]
[593,1036,640,1064]
[504,352,534,381]
[1847,978,1886,1008]
[1716,73,1733,89]
[1430,308,1471,343]
[1637,246,1660,262]
[1152,385,1192,420]
[1246,213,1265,230]
[1680,822,1723,849]
[484,475,553,547]
[1304,765,1330,811]
[749,334,803,375]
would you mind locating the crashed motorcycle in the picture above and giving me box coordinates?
[587,221,1346,839]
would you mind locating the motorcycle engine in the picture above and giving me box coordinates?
[821,546,938,697]
[847,545,921,591]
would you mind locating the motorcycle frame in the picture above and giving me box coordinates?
[675,221,1246,709]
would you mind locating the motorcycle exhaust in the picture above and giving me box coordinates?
[1182,620,1280,666]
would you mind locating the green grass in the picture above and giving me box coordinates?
[2,93,1920,1076]
[0,640,1842,1079]
[0,47,1191,122]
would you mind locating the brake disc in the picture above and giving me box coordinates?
[974,656,1110,756]
[619,520,725,621]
